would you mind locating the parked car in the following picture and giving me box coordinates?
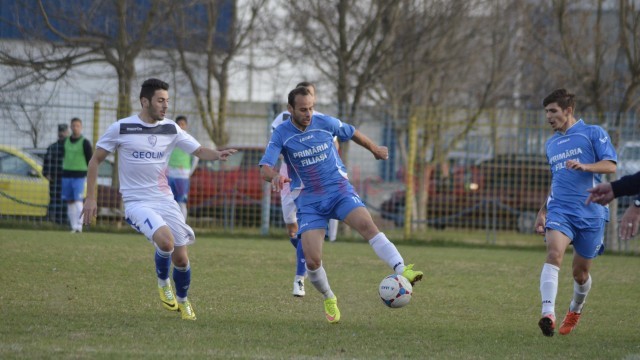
[616,141,640,177]
[381,154,550,233]
[0,145,50,217]
[188,146,281,224]
[23,148,124,217]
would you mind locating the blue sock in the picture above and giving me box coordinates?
[173,264,191,299]
[154,248,172,281]
[296,239,306,277]
[289,237,299,249]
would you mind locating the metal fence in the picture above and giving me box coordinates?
[1,92,639,254]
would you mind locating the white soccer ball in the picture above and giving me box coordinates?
[379,274,412,308]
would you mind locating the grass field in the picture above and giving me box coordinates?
[1,228,639,359]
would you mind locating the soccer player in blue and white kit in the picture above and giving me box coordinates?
[271,81,339,297]
[259,86,423,323]
[81,78,236,320]
[534,89,617,337]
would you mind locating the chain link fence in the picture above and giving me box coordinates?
[1,92,638,254]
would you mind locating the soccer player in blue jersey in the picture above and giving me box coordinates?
[271,81,340,297]
[81,78,236,320]
[534,89,617,337]
[259,86,423,323]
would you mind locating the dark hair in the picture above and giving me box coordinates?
[295,81,315,91]
[543,88,575,110]
[288,86,312,108]
[70,117,82,125]
[176,115,187,123]
[140,78,169,102]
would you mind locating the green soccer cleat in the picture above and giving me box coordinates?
[158,284,178,312]
[178,300,197,320]
[324,296,340,324]
[402,264,424,285]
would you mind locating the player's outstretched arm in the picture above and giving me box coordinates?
[192,147,237,161]
[351,130,388,160]
[585,183,615,205]
[82,147,109,225]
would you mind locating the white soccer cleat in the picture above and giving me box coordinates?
[292,279,305,297]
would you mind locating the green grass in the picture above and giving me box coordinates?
[1,229,639,359]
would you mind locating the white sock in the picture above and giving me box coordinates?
[328,219,338,241]
[569,275,592,313]
[74,201,84,230]
[540,263,560,316]
[306,263,334,299]
[294,275,305,282]
[177,296,188,303]
[179,203,188,220]
[368,232,405,274]
[158,278,170,287]
[67,203,77,230]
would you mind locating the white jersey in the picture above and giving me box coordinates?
[96,115,201,202]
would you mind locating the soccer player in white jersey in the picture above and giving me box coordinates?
[534,89,617,337]
[271,81,339,297]
[81,78,236,320]
[259,86,423,323]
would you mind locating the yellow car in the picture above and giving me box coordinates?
[0,145,49,217]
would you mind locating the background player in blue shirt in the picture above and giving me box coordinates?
[534,89,617,337]
[259,86,423,323]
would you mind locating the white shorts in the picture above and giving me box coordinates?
[124,198,195,247]
[280,164,297,224]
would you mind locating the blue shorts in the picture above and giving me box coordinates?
[168,177,190,203]
[61,177,86,202]
[296,188,365,235]
[545,212,605,259]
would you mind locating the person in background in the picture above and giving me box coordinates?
[43,123,70,224]
[167,115,198,219]
[533,89,617,337]
[61,118,92,233]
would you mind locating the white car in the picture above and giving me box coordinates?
[617,141,640,177]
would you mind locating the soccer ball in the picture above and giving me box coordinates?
[378,274,412,308]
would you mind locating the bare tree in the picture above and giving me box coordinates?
[165,0,266,146]
[0,0,168,119]
[0,84,57,148]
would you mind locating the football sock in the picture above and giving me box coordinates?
[74,201,83,229]
[67,203,77,230]
[328,219,338,241]
[294,274,305,282]
[173,263,191,298]
[540,263,560,316]
[569,274,592,313]
[155,248,173,281]
[368,232,405,274]
[289,237,299,249]
[295,239,306,277]
[306,263,334,299]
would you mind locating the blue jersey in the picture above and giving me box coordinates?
[259,114,356,207]
[545,119,617,219]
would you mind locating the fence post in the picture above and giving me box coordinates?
[403,113,417,240]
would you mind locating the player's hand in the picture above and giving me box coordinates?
[585,183,614,205]
[566,159,588,171]
[534,211,546,236]
[217,149,237,161]
[271,174,291,192]
[373,146,389,160]
[82,198,98,225]
[619,205,640,240]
